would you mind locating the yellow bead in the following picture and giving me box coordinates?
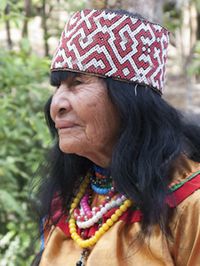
[73,198,80,204]
[69,222,76,228]
[82,183,88,189]
[106,219,114,226]
[69,228,76,233]
[76,192,82,196]
[69,225,76,230]
[102,223,109,231]
[95,230,103,239]
[115,209,123,216]
[98,227,105,234]
[111,214,118,222]
[88,237,96,246]
[79,188,85,194]
[80,241,88,248]
[73,234,80,241]
[124,200,132,207]
[77,239,82,246]
[71,232,78,239]
[119,204,127,212]
[71,203,77,209]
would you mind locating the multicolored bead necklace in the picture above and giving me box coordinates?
[90,165,113,195]
[69,174,132,249]
[69,166,132,265]
[76,194,127,229]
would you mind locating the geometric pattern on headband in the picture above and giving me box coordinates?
[51,9,170,93]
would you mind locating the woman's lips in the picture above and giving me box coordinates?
[55,121,77,130]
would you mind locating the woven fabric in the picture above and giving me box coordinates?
[51,9,170,93]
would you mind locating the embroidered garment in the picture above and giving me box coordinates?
[39,159,200,266]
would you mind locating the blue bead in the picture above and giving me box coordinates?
[93,164,110,176]
[91,183,112,195]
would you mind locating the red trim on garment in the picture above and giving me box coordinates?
[55,173,200,237]
[166,173,200,207]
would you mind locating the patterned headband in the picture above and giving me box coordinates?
[51,9,170,93]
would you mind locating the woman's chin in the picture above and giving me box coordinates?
[59,140,84,156]
[59,142,74,154]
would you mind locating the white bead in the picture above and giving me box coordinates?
[116,198,122,205]
[91,217,96,224]
[76,221,82,228]
[96,212,102,219]
[93,216,99,223]
[101,207,107,214]
[121,195,126,201]
[105,203,110,209]
[86,222,91,228]
[92,207,97,212]
[111,201,116,208]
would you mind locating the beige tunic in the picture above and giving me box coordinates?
[39,160,200,266]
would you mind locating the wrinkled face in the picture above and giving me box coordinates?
[50,73,120,167]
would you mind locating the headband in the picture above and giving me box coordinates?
[51,9,170,93]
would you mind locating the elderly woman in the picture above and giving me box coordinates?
[33,9,200,266]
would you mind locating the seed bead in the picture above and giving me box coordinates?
[106,219,114,226]
[102,223,109,231]
[115,209,123,216]
[111,214,118,222]
[119,204,128,212]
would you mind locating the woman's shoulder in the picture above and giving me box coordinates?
[175,188,200,218]
[169,181,200,241]
[167,158,200,208]
[169,187,200,265]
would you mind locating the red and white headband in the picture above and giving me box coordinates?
[51,9,170,93]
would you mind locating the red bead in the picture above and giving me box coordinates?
[97,207,101,212]
[87,213,93,219]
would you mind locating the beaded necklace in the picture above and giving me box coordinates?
[68,165,132,266]
[90,165,113,195]
[74,189,115,222]
[76,194,127,229]
[69,174,132,265]
[69,175,132,248]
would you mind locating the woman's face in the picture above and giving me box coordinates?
[50,73,120,167]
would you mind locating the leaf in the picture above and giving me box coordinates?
[0,0,8,12]
[0,190,24,217]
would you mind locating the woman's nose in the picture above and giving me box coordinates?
[50,90,71,121]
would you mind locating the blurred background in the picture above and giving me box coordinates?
[0,0,200,265]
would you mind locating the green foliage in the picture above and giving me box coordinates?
[0,0,24,27]
[0,48,51,265]
[164,2,181,32]
[188,41,200,77]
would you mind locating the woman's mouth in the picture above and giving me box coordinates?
[55,120,77,130]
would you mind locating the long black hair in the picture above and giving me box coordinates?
[34,70,200,230]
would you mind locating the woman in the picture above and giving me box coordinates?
[33,9,200,266]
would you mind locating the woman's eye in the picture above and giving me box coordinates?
[73,79,83,86]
